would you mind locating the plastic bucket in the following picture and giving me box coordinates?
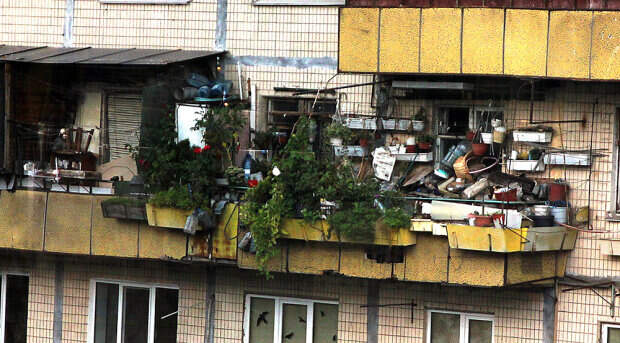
[551,207,568,224]
[548,183,568,201]
[481,133,493,144]
[493,127,506,143]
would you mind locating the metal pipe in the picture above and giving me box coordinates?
[292,80,391,96]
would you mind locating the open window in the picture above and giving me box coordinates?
[88,280,179,343]
[426,310,493,343]
[0,273,29,343]
[243,295,338,343]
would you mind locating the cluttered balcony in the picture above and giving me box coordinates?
[0,46,591,287]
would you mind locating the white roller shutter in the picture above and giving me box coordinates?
[106,94,142,162]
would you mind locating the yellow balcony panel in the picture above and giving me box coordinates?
[92,196,139,258]
[146,204,192,229]
[212,204,238,260]
[420,8,462,74]
[0,191,44,251]
[402,234,448,283]
[379,8,420,73]
[339,8,379,73]
[340,245,395,279]
[410,219,433,232]
[44,192,92,255]
[591,11,620,80]
[521,226,577,252]
[462,8,504,75]
[139,226,187,260]
[287,241,339,275]
[447,224,527,253]
[504,9,548,77]
[548,11,592,79]
[505,252,568,286]
[237,247,286,273]
[449,249,505,286]
[280,218,416,246]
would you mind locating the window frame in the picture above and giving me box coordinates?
[608,108,620,220]
[602,322,620,343]
[242,294,338,343]
[426,309,495,343]
[86,279,179,343]
[0,271,29,343]
[252,0,344,6]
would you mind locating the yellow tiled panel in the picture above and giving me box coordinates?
[91,197,139,258]
[462,8,504,75]
[449,249,505,286]
[504,9,549,77]
[139,226,187,260]
[0,191,44,251]
[379,8,420,73]
[287,241,339,275]
[505,252,566,285]
[420,8,462,74]
[44,193,91,255]
[340,246,394,279]
[548,11,592,79]
[402,234,448,283]
[338,8,379,73]
[591,11,620,80]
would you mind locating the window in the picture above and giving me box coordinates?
[88,280,179,343]
[608,108,620,220]
[603,323,620,343]
[426,310,493,343]
[0,273,29,343]
[243,295,338,343]
[253,0,344,5]
[104,93,142,163]
[99,0,191,4]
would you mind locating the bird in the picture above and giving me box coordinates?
[256,311,269,327]
[320,311,325,317]
[298,316,306,323]
[284,332,294,340]
[333,335,337,341]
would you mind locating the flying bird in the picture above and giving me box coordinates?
[257,311,269,327]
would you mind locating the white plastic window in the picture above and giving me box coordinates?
[87,280,179,343]
[0,273,29,343]
[99,0,191,4]
[243,295,338,343]
[253,0,344,5]
[603,323,620,343]
[426,310,494,343]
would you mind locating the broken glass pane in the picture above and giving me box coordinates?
[282,304,307,343]
[313,303,338,343]
[430,312,460,343]
[249,297,275,343]
[468,319,492,343]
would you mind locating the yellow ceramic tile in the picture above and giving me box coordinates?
[462,8,504,75]
[504,9,548,77]
[338,8,379,73]
[591,11,620,80]
[420,8,462,74]
[379,8,420,73]
[548,11,592,79]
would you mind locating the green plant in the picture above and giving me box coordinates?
[225,166,245,186]
[413,107,426,121]
[149,185,207,211]
[418,134,435,144]
[325,121,352,142]
[193,106,245,167]
[252,129,275,150]
[328,203,381,242]
[382,207,411,229]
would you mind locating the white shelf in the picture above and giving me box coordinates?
[394,152,433,162]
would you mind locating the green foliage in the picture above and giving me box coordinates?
[149,185,206,211]
[418,134,435,144]
[382,207,411,229]
[413,107,426,121]
[193,106,245,166]
[252,129,275,150]
[225,166,245,186]
[328,203,381,242]
[325,122,352,142]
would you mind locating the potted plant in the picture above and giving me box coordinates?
[471,133,489,156]
[146,185,209,229]
[252,128,275,150]
[326,121,352,146]
[382,207,411,230]
[412,107,426,132]
[356,131,373,148]
[417,135,434,152]
[101,197,147,221]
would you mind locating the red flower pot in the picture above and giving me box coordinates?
[417,142,431,151]
[406,145,417,153]
[359,138,369,147]
[472,143,489,156]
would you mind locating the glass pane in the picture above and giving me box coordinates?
[430,312,460,343]
[468,319,492,343]
[249,297,275,343]
[609,327,620,343]
[313,303,338,343]
[95,283,119,343]
[4,275,28,343]
[282,304,307,343]
[122,287,150,343]
[154,288,178,343]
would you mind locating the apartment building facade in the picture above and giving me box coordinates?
[0,1,619,343]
